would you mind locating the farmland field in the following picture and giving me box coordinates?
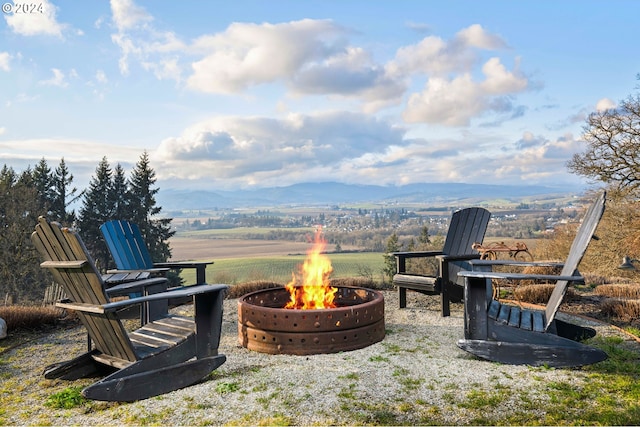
[169,235,385,284]
[168,236,314,260]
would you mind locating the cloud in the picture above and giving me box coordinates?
[0,127,5,135]
[110,0,152,32]
[596,98,616,111]
[109,0,185,76]
[402,57,528,126]
[4,0,65,37]
[105,4,529,124]
[187,19,348,94]
[387,24,507,78]
[38,68,68,87]
[155,111,407,187]
[151,109,583,190]
[388,24,529,126]
[0,52,11,71]
[95,70,108,84]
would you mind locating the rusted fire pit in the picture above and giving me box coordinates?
[238,286,385,355]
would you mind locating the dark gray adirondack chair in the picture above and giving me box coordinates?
[392,207,491,316]
[457,192,608,368]
[32,217,228,402]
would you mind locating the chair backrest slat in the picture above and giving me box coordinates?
[442,207,491,287]
[544,192,606,330]
[32,217,137,362]
[443,207,491,256]
[101,220,154,270]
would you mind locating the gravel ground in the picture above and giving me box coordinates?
[1,290,638,426]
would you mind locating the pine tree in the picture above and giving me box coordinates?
[110,163,128,219]
[77,157,114,270]
[382,232,402,283]
[127,151,174,263]
[0,166,51,303]
[51,158,80,225]
[32,158,54,216]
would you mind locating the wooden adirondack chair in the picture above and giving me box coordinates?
[32,217,228,402]
[100,219,212,285]
[391,207,491,316]
[457,192,608,368]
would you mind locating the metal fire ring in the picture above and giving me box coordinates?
[238,286,385,355]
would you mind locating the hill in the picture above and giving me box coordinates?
[157,181,583,210]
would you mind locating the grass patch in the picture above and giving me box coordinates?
[215,381,241,394]
[181,252,386,285]
[45,386,87,409]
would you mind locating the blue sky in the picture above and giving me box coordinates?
[1,0,639,192]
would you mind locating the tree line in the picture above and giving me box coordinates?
[0,151,173,303]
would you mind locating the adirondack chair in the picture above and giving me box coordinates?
[31,216,228,402]
[391,207,491,316]
[457,192,608,368]
[100,219,212,285]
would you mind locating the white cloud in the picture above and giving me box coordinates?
[0,127,6,135]
[150,110,582,190]
[4,0,65,37]
[387,24,507,78]
[39,68,68,87]
[109,0,185,76]
[596,98,616,112]
[155,111,407,187]
[95,70,108,84]
[187,19,347,94]
[0,52,11,71]
[110,0,152,32]
[402,57,528,126]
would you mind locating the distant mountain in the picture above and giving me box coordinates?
[157,182,584,211]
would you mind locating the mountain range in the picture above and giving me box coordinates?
[157,182,585,211]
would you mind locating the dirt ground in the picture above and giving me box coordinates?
[168,237,315,260]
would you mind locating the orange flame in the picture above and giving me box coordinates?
[284,226,337,310]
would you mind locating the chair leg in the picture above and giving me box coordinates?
[398,287,407,308]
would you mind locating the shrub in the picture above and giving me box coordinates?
[227,280,283,299]
[595,284,640,299]
[0,305,65,331]
[513,284,577,304]
[600,298,640,322]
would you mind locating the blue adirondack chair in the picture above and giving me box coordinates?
[101,219,213,285]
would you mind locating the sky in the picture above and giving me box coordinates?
[1,0,639,193]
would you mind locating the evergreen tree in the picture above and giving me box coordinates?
[382,232,401,283]
[0,166,51,303]
[110,163,129,219]
[77,157,114,270]
[127,151,174,263]
[32,158,54,216]
[51,158,81,225]
[418,226,431,245]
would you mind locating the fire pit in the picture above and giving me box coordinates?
[238,286,385,355]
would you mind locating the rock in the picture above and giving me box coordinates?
[0,317,6,339]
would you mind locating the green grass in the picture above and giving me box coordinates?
[180,252,385,285]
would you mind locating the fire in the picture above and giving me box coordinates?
[284,226,337,310]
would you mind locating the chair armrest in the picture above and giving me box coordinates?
[153,261,213,269]
[392,251,445,274]
[458,270,584,283]
[390,251,444,260]
[102,283,228,312]
[438,254,481,262]
[469,259,564,269]
[154,261,213,284]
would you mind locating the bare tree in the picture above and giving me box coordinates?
[567,90,640,194]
